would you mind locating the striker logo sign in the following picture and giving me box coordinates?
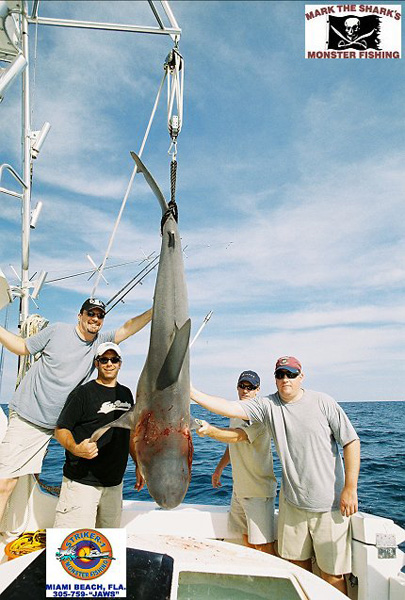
[305,4,401,59]
[56,529,114,580]
[46,528,126,597]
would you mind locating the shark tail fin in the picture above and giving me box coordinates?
[130,152,169,214]
[156,319,191,391]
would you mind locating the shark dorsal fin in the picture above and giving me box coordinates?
[156,319,191,391]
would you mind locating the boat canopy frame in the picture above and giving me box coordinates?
[0,0,182,324]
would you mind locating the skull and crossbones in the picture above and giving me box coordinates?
[344,17,360,41]
[332,16,375,50]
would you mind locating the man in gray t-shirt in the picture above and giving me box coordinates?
[0,297,152,528]
[191,356,360,596]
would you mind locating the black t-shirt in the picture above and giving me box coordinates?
[57,380,134,487]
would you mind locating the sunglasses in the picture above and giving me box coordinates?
[275,370,300,380]
[97,356,121,364]
[238,383,257,391]
[86,310,105,319]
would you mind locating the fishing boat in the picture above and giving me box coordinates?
[0,2,404,599]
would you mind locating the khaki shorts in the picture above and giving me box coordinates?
[278,489,351,575]
[54,477,123,529]
[0,410,53,478]
[228,493,276,545]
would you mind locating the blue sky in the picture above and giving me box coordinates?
[1,1,405,402]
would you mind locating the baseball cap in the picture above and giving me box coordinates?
[80,298,106,314]
[237,370,260,387]
[274,356,302,374]
[95,342,122,359]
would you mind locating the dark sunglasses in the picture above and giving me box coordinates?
[238,383,257,391]
[86,310,105,319]
[275,370,300,380]
[97,356,121,364]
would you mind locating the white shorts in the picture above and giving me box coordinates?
[228,493,276,545]
[54,477,123,529]
[278,489,352,575]
[0,410,53,478]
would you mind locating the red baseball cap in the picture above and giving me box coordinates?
[274,356,302,374]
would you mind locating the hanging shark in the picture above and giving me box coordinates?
[91,152,192,509]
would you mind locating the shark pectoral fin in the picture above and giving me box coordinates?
[89,409,136,442]
[90,425,111,443]
[130,152,169,214]
[156,318,191,391]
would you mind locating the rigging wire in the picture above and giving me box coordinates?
[90,68,168,299]
[105,256,160,314]
[91,41,184,299]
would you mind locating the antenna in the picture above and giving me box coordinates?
[31,270,47,300]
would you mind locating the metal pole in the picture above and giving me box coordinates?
[20,0,31,324]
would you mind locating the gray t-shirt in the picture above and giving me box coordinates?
[229,417,277,499]
[239,390,359,512]
[10,323,115,428]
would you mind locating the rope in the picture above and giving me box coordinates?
[4,529,46,560]
[15,314,49,389]
[34,474,60,497]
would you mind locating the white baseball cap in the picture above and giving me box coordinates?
[95,342,122,359]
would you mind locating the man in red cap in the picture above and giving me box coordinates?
[191,356,360,596]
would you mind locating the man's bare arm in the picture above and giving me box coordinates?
[114,308,152,344]
[129,436,144,492]
[190,385,248,419]
[197,420,248,443]
[0,326,29,356]
[340,438,360,516]
[212,446,230,488]
[54,427,98,460]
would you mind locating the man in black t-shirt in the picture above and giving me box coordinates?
[53,342,141,528]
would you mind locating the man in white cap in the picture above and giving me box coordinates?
[0,298,151,528]
[54,342,142,528]
[196,370,277,554]
[191,356,360,596]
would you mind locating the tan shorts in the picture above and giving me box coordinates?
[54,477,123,529]
[0,410,53,478]
[228,493,276,545]
[278,490,351,575]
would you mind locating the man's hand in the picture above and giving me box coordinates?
[340,485,358,516]
[196,420,211,437]
[73,439,98,460]
[212,469,223,488]
[135,465,145,492]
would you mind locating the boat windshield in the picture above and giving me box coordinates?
[177,571,304,600]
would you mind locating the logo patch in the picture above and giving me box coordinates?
[46,528,127,597]
[56,529,114,580]
[305,4,401,59]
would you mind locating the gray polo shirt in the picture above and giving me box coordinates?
[239,390,359,512]
[10,323,115,428]
[229,417,277,498]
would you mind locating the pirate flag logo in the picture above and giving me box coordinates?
[328,15,381,50]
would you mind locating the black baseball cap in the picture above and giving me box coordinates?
[80,298,106,314]
[237,370,260,387]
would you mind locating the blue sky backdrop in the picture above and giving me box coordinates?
[1,1,404,402]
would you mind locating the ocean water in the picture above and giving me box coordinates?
[2,401,404,529]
